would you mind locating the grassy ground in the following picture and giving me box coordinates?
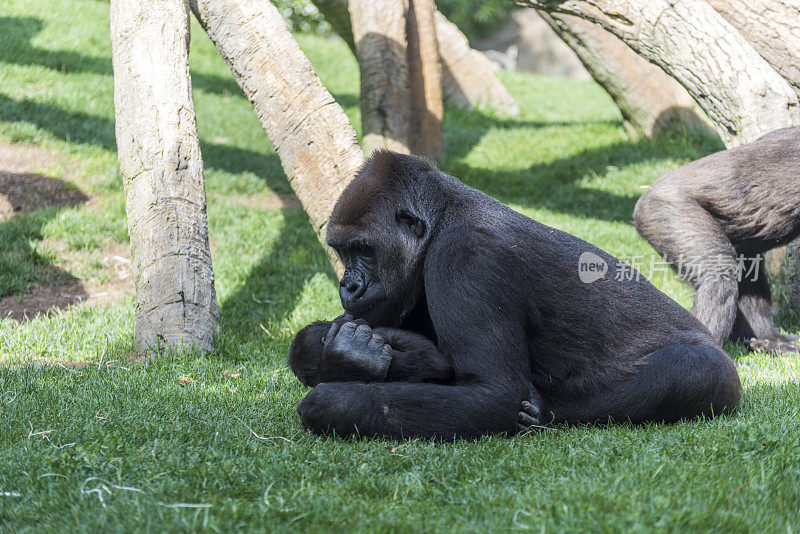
[1,0,799,531]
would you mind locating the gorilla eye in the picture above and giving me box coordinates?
[396,210,426,238]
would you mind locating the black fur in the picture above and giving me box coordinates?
[288,315,451,387]
[634,126,800,352]
[290,151,741,439]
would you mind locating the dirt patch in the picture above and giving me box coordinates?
[0,141,134,321]
[0,141,87,220]
[0,241,134,322]
[0,172,88,221]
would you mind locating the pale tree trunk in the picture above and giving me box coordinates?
[705,0,800,99]
[310,0,519,117]
[433,11,520,118]
[406,0,443,162]
[514,0,800,147]
[110,0,218,356]
[538,12,711,138]
[190,0,364,274]
[349,0,412,155]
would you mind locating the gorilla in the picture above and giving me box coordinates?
[289,150,741,440]
[634,126,800,352]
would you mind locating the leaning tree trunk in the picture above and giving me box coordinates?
[348,0,412,155]
[705,0,800,99]
[110,0,218,355]
[514,0,800,147]
[311,0,519,117]
[190,0,364,274]
[538,12,711,138]
[406,0,443,162]
[433,11,520,118]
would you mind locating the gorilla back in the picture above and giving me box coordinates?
[296,151,741,439]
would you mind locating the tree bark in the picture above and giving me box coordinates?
[348,0,412,155]
[190,0,364,273]
[310,0,519,117]
[705,0,800,99]
[110,0,218,356]
[406,0,443,162]
[766,244,800,319]
[539,12,711,138]
[514,0,800,146]
[433,11,520,118]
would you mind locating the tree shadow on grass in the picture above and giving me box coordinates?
[215,208,336,356]
[0,16,245,98]
[442,106,724,223]
[0,93,290,193]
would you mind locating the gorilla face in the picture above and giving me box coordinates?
[327,205,428,328]
[325,152,437,328]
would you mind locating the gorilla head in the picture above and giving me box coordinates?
[326,151,441,327]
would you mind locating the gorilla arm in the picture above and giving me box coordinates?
[288,318,452,387]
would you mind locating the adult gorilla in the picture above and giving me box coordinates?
[290,151,741,439]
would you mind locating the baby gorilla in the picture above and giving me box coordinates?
[288,314,452,387]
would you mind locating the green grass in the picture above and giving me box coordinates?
[1,0,799,531]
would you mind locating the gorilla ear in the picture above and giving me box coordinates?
[396,210,426,238]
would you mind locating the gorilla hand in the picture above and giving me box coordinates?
[319,321,393,383]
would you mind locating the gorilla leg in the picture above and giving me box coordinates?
[532,343,741,425]
[691,271,738,347]
[635,190,738,346]
[732,258,800,352]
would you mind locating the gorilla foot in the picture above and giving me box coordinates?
[517,399,545,433]
[746,334,800,354]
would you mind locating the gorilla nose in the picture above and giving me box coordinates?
[339,276,366,305]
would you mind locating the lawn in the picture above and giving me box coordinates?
[1,0,799,531]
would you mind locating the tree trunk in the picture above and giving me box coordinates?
[110,0,218,356]
[348,0,412,155]
[406,0,443,162]
[433,11,520,118]
[766,245,800,319]
[514,0,800,146]
[310,0,519,117]
[539,12,711,138]
[190,0,364,274]
[705,0,800,99]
